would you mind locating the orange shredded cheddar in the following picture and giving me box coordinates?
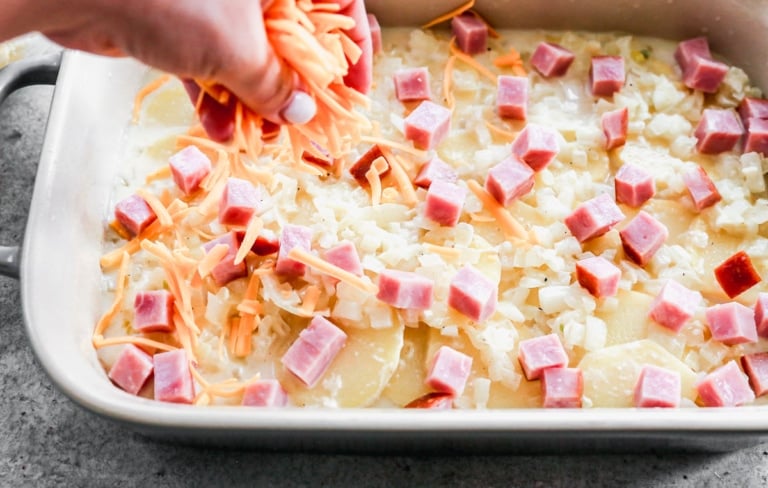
[108,219,132,241]
[136,188,173,228]
[300,285,322,315]
[484,120,519,140]
[421,0,475,29]
[235,217,264,265]
[443,55,457,109]
[288,248,378,294]
[466,179,529,240]
[198,244,229,279]
[94,252,130,338]
[93,335,178,352]
[449,38,498,84]
[493,48,527,76]
[378,146,418,206]
[423,242,462,259]
[144,165,172,184]
[358,135,428,159]
[132,74,171,123]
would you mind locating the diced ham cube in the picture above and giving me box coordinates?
[694,108,743,154]
[203,231,247,286]
[274,224,312,278]
[133,290,174,333]
[737,97,768,127]
[706,302,758,346]
[683,166,721,212]
[542,367,583,408]
[741,352,768,397]
[108,344,154,395]
[614,164,655,207]
[367,14,382,55]
[349,145,389,185]
[169,145,212,195]
[393,67,431,102]
[517,334,569,381]
[448,265,498,322]
[424,180,466,227]
[413,156,458,189]
[619,210,668,266]
[589,56,625,97]
[754,293,768,338]
[743,118,768,155]
[496,75,528,120]
[376,269,434,310]
[219,177,260,226]
[250,229,280,256]
[714,251,761,299]
[114,194,157,237]
[426,346,473,396]
[530,42,575,78]
[564,193,625,243]
[241,379,288,407]
[674,37,728,93]
[404,392,454,409]
[404,101,452,150]
[281,316,347,388]
[324,240,363,276]
[451,14,487,55]
[649,280,701,333]
[696,360,755,407]
[510,123,559,171]
[153,349,194,404]
[484,155,535,206]
[601,107,628,150]
[633,365,681,408]
[575,256,621,298]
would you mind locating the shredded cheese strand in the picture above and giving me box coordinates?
[93,335,178,352]
[94,252,130,337]
[421,0,475,29]
[449,37,498,83]
[131,74,171,123]
[467,179,529,240]
[379,146,418,206]
[288,248,378,294]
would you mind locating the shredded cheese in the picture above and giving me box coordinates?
[131,74,171,123]
[421,0,475,29]
[467,179,529,241]
[449,37,498,83]
[378,146,418,206]
[288,248,378,294]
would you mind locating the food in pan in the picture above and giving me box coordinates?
[96,6,768,409]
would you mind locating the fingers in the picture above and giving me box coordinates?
[182,80,236,142]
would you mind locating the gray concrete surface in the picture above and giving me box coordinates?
[2,83,768,488]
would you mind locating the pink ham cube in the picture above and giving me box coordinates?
[674,37,728,93]
[393,67,431,102]
[614,164,655,207]
[530,42,575,78]
[694,108,743,154]
[404,101,452,150]
[367,14,382,55]
[633,365,681,408]
[274,224,312,278]
[324,240,363,276]
[741,352,768,397]
[602,107,628,150]
[424,180,466,227]
[738,97,768,127]
[743,118,768,155]
[251,229,280,256]
[564,193,625,243]
[281,315,347,388]
[451,14,487,55]
[649,280,701,333]
[542,367,583,408]
[589,56,625,97]
[169,145,212,195]
[133,290,174,333]
[448,265,498,322]
[115,194,157,237]
[619,211,668,266]
[714,250,761,299]
[705,302,758,346]
[497,75,529,120]
[755,293,768,338]
[484,155,535,206]
[575,256,621,298]
[413,156,458,189]
[219,177,260,226]
[517,334,569,381]
[108,344,154,395]
[511,124,559,171]
[426,345,473,396]
[697,360,755,407]
[203,231,247,286]
[377,269,434,310]
[683,166,721,212]
[153,349,195,404]
[241,379,288,407]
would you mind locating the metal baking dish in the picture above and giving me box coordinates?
[2,0,768,452]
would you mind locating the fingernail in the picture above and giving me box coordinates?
[281,91,316,125]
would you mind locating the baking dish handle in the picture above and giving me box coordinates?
[0,53,61,280]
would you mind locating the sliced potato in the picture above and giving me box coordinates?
[276,318,404,407]
[597,290,653,346]
[381,325,431,406]
[578,339,698,407]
